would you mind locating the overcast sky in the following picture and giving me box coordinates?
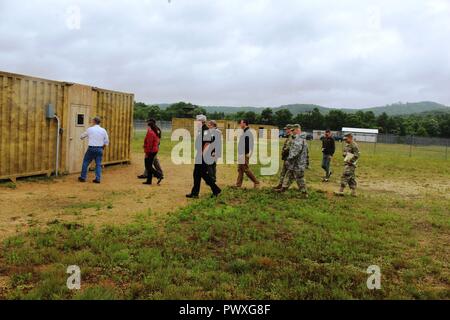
[1,0,449,108]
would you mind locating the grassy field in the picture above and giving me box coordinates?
[0,132,448,299]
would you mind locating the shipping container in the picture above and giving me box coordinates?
[0,71,134,182]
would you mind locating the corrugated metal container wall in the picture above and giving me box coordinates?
[0,71,134,181]
[171,118,278,140]
[172,118,196,135]
[94,89,134,165]
[0,73,66,180]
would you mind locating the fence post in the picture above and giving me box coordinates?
[409,135,413,157]
[446,140,448,160]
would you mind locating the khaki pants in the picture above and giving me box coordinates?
[236,155,259,187]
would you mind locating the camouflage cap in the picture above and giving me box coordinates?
[344,132,353,138]
[291,124,301,130]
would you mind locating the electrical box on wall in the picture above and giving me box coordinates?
[46,103,55,119]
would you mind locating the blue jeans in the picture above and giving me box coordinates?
[322,154,332,178]
[80,147,104,181]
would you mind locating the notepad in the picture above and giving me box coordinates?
[344,153,355,163]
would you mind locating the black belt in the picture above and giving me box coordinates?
[88,146,103,148]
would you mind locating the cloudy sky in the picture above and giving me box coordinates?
[1,0,449,108]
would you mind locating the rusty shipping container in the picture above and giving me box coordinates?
[0,71,134,182]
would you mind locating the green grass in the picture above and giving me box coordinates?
[1,188,448,299]
[0,133,448,300]
[0,181,17,189]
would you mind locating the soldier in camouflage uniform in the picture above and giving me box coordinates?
[334,132,360,197]
[277,124,309,197]
[273,124,294,190]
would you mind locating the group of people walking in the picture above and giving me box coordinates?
[185,115,261,198]
[77,115,361,198]
[273,124,360,197]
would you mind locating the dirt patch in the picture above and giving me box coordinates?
[1,151,448,241]
[0,153,242,241]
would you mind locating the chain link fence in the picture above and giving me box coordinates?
[134,122,449,160]
[313,133,449,160]
[374,134,449,160]
[134,120,172,133]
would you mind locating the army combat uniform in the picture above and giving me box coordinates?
[340,141,360,191]
[275,132,294,188]
[281,134,309,194]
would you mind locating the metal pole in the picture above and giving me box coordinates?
[446,139,448,160]
[374,136,377,154]
[409,135,413,157]
[54,116,61,176]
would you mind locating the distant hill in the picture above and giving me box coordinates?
[153,101,449,116]
[357,101,449,116]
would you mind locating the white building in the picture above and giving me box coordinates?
[342,127,379,143]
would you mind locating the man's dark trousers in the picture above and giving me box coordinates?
[191,162,221,196]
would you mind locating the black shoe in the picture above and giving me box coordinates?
[157,177,164,185]
[78,177,86,183]
[186,194,199,199]
[92,180,100,184]
[211,189,222,198]
[143,181,152,185]
[137,175,147,179]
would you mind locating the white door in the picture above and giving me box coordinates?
[68,105,89,173]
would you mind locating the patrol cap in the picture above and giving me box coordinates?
[291,124,301,130]
[344,132,353,138]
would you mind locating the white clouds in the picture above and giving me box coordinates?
[0,0,449,108]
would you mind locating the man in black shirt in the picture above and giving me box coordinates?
[235,119,260,189]
[206,120,221,182]
[321,129,335,182]
[186,115,222,198]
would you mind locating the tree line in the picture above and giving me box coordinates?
[134,101,450,138]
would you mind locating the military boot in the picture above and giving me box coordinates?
[276,187,288,193]
[350,189,357,197]
[273,184,283,190]
[334,186,345,197]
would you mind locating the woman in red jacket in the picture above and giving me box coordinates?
[143,121,163,185]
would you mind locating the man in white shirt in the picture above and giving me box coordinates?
[78,116,109,184]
